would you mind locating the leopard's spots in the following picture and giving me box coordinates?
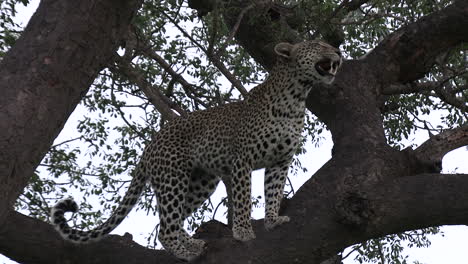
[50,40,341,261]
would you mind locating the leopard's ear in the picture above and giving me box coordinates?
[274,42,294,59]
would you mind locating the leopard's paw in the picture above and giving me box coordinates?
[265,215,290,230]
[232,225,256,241]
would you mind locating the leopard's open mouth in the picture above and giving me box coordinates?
[315,58,340,76]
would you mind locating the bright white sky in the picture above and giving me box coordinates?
[1,1,467,264]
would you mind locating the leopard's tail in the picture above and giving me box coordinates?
[50,164,148,243]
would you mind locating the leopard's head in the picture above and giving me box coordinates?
[274,40,342,85]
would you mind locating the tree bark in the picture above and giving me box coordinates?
[1,0,468,264]
[0,0,141,225]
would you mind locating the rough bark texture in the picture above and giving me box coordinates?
[0,0,468,263]
[0,0,142,260]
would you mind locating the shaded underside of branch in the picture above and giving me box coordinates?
[414,124,468,167]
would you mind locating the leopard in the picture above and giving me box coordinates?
[51,40,342,261]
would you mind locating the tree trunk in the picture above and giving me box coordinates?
[0,0,141,243]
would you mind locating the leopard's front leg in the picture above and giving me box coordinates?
[231,158,256,241]
[264,160,291,230]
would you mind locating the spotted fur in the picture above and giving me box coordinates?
[51,40,342,261]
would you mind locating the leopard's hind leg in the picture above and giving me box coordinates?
[179,169,220,254]
[152,160,200,261]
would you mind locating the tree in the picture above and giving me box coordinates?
[0,0,467,263]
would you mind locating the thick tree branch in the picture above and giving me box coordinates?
[2,143,468,264]
[413,124,468,168]
[371,173,468,233]
[7,170,468,264]
[0,210,174,264]
[365,0,468,84]
[382,82,437,95]
[0,0,141,224]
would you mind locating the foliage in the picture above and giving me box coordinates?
[5,0,466,263]
[0,0,29,57]
[345,227,440,264]
[383,47,467,149]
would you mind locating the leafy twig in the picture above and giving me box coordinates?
[162,10,249,96]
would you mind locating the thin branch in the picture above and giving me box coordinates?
[139,43,209,108]
[212,197,228,220]
[382,69,468,96]
[50,136,84,148]
[329,0,372,24]
[382,76,468,112]
[209,55,249,96]
[38,164,105,178]
[414,124,468,167]
[311,0,371,41]
[114,57,186,121]
[285,176,295,197]
[376,240,385,264]
[215,3,255,57]
[221,176,234,228]
[342,246,360,260]
[109,84,148,141]
[433,84,468,112]
[162,11,249,97]
[206,7,220,56]
[336,11,406,26]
